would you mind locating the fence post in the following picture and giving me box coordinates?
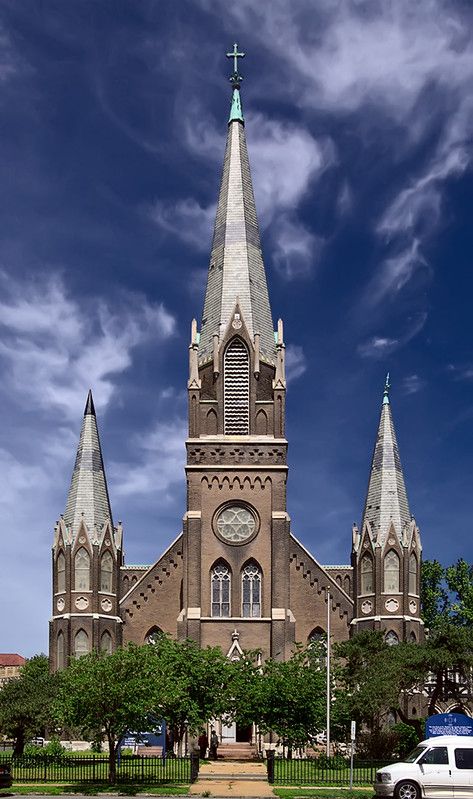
[267,750,275,784]
[190,752,200,783]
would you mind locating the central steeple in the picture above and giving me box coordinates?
[199,45,275,365]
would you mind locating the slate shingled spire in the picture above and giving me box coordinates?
[63,390,113,539]
[361,378,411,545]
[199,46,275,365]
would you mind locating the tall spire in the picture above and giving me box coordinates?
[199,44,275,365]
[64,390,113,539]
[361,378,411,545]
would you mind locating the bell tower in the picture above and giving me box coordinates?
[178,46,295,660]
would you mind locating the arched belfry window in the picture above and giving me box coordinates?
[242,561,261,618]
[384,550,400,593]
[224,338,249,434]
[57,631,65,670]
[74,629,89,658]
[57,551,66,593]
[360,554,374,594]
[409,553,417,595]
[100,551,113,592]
[211,562,231,617]
[74,548,90,591]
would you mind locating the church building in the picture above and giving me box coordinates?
[49,49,424,690]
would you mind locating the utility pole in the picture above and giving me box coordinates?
[326,588,331,758]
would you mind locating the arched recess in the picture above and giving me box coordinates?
[255,409,268,435]
[336,574,342,587]
[211,561,231,617]
[100,551,113,592]
[384,550,400,593]
[57,551,66,593]
[385,630,399,646]
[57,631,65,670]
[360,554,374,594]
[409,552,417,594]
[74,548,90,591]
[145,626,164,645]
[308,626,326,645]
[241,560,262,618]
[101,630,113,654]
[343,575,351,595]
[206,408,218,435]
[409,631,417,643]
[74,629,90,657]
[224,338,249,434]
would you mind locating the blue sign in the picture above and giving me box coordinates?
[426,713,473,738]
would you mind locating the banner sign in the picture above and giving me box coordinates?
[426,713,473,738]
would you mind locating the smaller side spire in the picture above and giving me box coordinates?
[383,372,390,405]
[84,389,95,416]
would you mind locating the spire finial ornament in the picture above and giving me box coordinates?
[226,42,245,88]
[383,372,390,405]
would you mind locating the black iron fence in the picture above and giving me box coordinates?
[267,751,394,786]
[0,753,194,784]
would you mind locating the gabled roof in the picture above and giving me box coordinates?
[199,84,275,365]
[0,654,26,666]
[63,390,113,540]
[361,383,411,545]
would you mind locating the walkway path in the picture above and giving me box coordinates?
[190,759,274,797]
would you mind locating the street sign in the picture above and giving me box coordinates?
[351,720,356,740]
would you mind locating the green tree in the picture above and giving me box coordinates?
[446,559,473,626]
[421,559,449,630]
[57,644,158,783]
[0,655,58,756]
[422,624,473,715]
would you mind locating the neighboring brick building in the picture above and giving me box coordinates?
[0,654,26,687]
[49,56,425,733]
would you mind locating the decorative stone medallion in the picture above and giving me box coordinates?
[215,504,258,544]
[361,600,372,615]
[232,314,242,330]
[56,597,65,612]
[75,596,89,610]
[409,600,417,614]
[385,598,399,613]
[105,539,111,547]
[79,535,86,544]
[388,537,396,546]
[363,541,369,548]
[101,598,113,613]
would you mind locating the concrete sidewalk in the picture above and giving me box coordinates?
[189,760,274,797]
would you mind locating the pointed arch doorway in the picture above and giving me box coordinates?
[220,630,254,745]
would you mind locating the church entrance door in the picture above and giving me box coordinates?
[236,724,252,743]
[221,720,236,742]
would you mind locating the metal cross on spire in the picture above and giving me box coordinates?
[226,42,245,88]
[383,372,391,404]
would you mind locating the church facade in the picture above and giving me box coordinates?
[49,57,424,682]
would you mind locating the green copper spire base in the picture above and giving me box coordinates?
[229,88,244,123]
[383,372,391,405]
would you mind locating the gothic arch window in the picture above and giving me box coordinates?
[74,548,90,591]
[145,627,164,645]
[255,409,268,435]
[308,626,326,645]
[206,408,218,435]
[384,550,400,593]
[385,630,399,646]
[57,631,65,670]
[100,551,113,592]
[57,551,66,593]
[241,561,261,618]
[101,631,112,654]
[224,338,249,434]
[74,629,90,658]
[410,631,417,643]
[344,575,351,595]
[360,554,374,594]
[211,562,231,617]
[409,553,417,594]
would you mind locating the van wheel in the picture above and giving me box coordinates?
[394,781,420,799]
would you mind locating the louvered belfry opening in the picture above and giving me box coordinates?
[224,337,250,434]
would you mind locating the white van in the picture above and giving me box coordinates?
[374,734,473,799]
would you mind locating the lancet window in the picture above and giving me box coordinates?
[385,630,399,646]
[57,551,66,593]
[211,563,231,617]
[74,629,90,658]
[57,631,65,670]
[241,561,261,618]
[224,338,249,434]
[74,548,90,591]
[100,551,113,592]
[384,550,400,593]
[101,631,112,654]
[409,553,417,595]
[360,554,374,594]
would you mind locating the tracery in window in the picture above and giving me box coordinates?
[57,551,66,593]
[360,554,374,594]
[74,547,90,591]
[211,562,231,617]
[385,630,399,646]
[74,629,90,658]
[145,627,164,645]
[384,550,400,593]
[409,552,417,594]
[101,631,112,654]
[57,631,65,670]
[241,561,261,618]
[224,338,249,434]
[100,551,113,592]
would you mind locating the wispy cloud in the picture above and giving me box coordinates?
[364,239,429,307]
[272,216,322,280]
[357,311,427,359]
[285,344,307,383]
[148,198,216,253]
[402,374,426,395]
[0,272,175,420]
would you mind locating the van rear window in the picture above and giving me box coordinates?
[455,749,473,769]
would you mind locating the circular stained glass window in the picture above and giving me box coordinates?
[216,505,257,544]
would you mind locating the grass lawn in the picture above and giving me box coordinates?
[273,790,375,799]
[0,784,189,795]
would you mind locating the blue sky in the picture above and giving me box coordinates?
[1,1,472,656]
